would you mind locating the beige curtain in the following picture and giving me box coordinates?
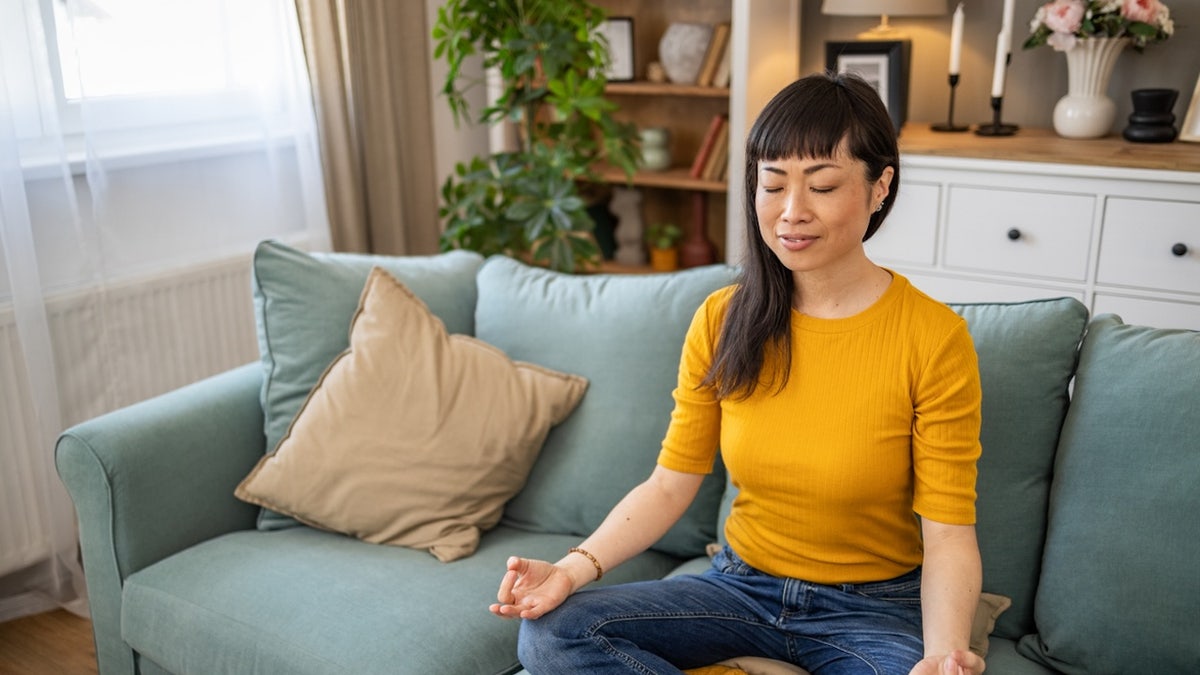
[293,0,441,255]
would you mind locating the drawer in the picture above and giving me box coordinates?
[1093,293,1200,331]
[900,270,1083,305]
[866,182,939,267]
[1097,198,1200,296]
[944,186,1094,281]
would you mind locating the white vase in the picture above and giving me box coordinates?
[658,23,713,85]
[1052,37,1129,139]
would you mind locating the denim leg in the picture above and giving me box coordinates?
[517,547,925,675]
[519,547,792,674]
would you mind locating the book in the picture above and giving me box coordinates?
[689,114,727,179]
[711,36,732,89]
[701,118,730,182]
[696,22,730,88]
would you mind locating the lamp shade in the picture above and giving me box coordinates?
[821,0,947,16]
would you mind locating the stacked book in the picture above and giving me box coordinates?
[694,22,731,89]
[689,114,729,182]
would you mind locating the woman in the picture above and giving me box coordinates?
[490,72,986,675]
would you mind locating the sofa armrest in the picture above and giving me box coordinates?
[56,363,266,674]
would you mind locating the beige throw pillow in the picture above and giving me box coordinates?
[236,267,588,562]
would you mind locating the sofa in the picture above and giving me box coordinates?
[57,240,1200,675]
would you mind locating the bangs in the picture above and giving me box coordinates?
[748,87,858,162]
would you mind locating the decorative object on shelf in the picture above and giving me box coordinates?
[820,0,947,39]
[646,61,667,83]
[645,222,683,272]
[1023,0,1175,139]
[826,40,911,133]
[1123,88,1179,143]
[1181,73,1200,143]
[611,187,648,266]
[598,17,635,82]
[977,0,1018,136]
[933,3,968,132]
[433,0,640,273]
[638,127,672,171]
[658,22,713,85]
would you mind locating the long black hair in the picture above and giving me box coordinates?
[702,72,900,400]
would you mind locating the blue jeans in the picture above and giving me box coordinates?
[518,546,924,675]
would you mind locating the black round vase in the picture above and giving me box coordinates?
[1123,88,1179,143]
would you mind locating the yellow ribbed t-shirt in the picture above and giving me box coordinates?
[658,273,981,585]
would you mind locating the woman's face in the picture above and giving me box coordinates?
[755,146,892,276]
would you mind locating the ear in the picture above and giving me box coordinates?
[873,165,895,206]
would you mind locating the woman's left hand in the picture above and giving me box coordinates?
[908,650,985,675]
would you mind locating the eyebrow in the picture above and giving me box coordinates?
[761,162,841,177]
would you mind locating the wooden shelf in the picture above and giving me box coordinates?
[595,164,727,192]
[606,81,730,98]
[899,123,1200,173]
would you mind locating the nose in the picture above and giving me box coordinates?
[779,189,810,224]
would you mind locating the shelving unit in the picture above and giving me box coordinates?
[590,0,801,266]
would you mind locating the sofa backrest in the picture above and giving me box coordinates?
[477,256,740,558]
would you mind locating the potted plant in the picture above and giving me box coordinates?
[645,222,682,272]
[433,0,640,273]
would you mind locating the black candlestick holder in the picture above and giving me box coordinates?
[932,74,969,132]
[976,96,1018,136]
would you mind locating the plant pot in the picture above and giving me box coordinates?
[649,247,679,272]
[1052,37,1128,139]
[1123,88,1179,143]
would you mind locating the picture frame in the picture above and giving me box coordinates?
[598,17,635,82]
[825,40,912,133]
[1180,73,1200,143]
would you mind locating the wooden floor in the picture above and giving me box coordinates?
[0,609,98,674]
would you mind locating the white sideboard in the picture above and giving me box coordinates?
[867,125,1200,330]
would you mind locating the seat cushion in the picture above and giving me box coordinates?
[947,298,1087,640]
[476,257,740,559]
[1018,315,1200,674]
[251,240,484,530]
[121,526,681,675]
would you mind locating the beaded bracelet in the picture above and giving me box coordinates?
[568,547,604,581]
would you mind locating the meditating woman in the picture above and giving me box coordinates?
[490,71,986,675]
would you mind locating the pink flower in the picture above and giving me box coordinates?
[1042,0,1086,34]
[1122,0,1162,24]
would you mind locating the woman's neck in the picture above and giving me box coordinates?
[791,261,893,319]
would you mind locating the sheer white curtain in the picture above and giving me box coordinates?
[0,0,329,621]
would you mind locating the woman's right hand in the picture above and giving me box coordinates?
[489,556,576,620]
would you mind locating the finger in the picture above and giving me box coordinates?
[497,569,519,604]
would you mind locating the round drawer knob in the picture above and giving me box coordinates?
[1006,228,1022,241]
[1171,243,1188,257]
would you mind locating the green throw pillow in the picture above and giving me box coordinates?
[948,298,1088,640]
[251,240,483,529]
[477,256,740,559]
[1017,315,1200,673]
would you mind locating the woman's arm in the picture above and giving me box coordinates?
[911,519,985,675]
[491,465,705,620]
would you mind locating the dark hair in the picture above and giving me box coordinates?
[702,71,900,400]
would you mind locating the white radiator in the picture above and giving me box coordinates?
[0,254,260,577]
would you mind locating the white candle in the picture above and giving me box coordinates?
[991,29,1010,97]
[1001,0,1016,49]
[949,3,965,76]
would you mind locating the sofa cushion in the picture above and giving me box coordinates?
[120,526,682,675]
[476,257,739,559]
[251,240,483,529]
[948,297,1087,640]
[236,268,588,562]
[1017,315,1200,674]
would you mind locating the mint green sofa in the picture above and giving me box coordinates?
[57,241,1200,674]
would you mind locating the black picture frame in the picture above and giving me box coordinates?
[825,40,911,133]
[599,17,635,82]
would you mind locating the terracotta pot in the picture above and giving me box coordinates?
[649,247,679,272]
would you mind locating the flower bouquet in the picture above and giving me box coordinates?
[1024,0,1174,52]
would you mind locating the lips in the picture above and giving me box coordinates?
[778,233,816,252]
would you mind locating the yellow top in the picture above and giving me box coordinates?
[658,273,982,585]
